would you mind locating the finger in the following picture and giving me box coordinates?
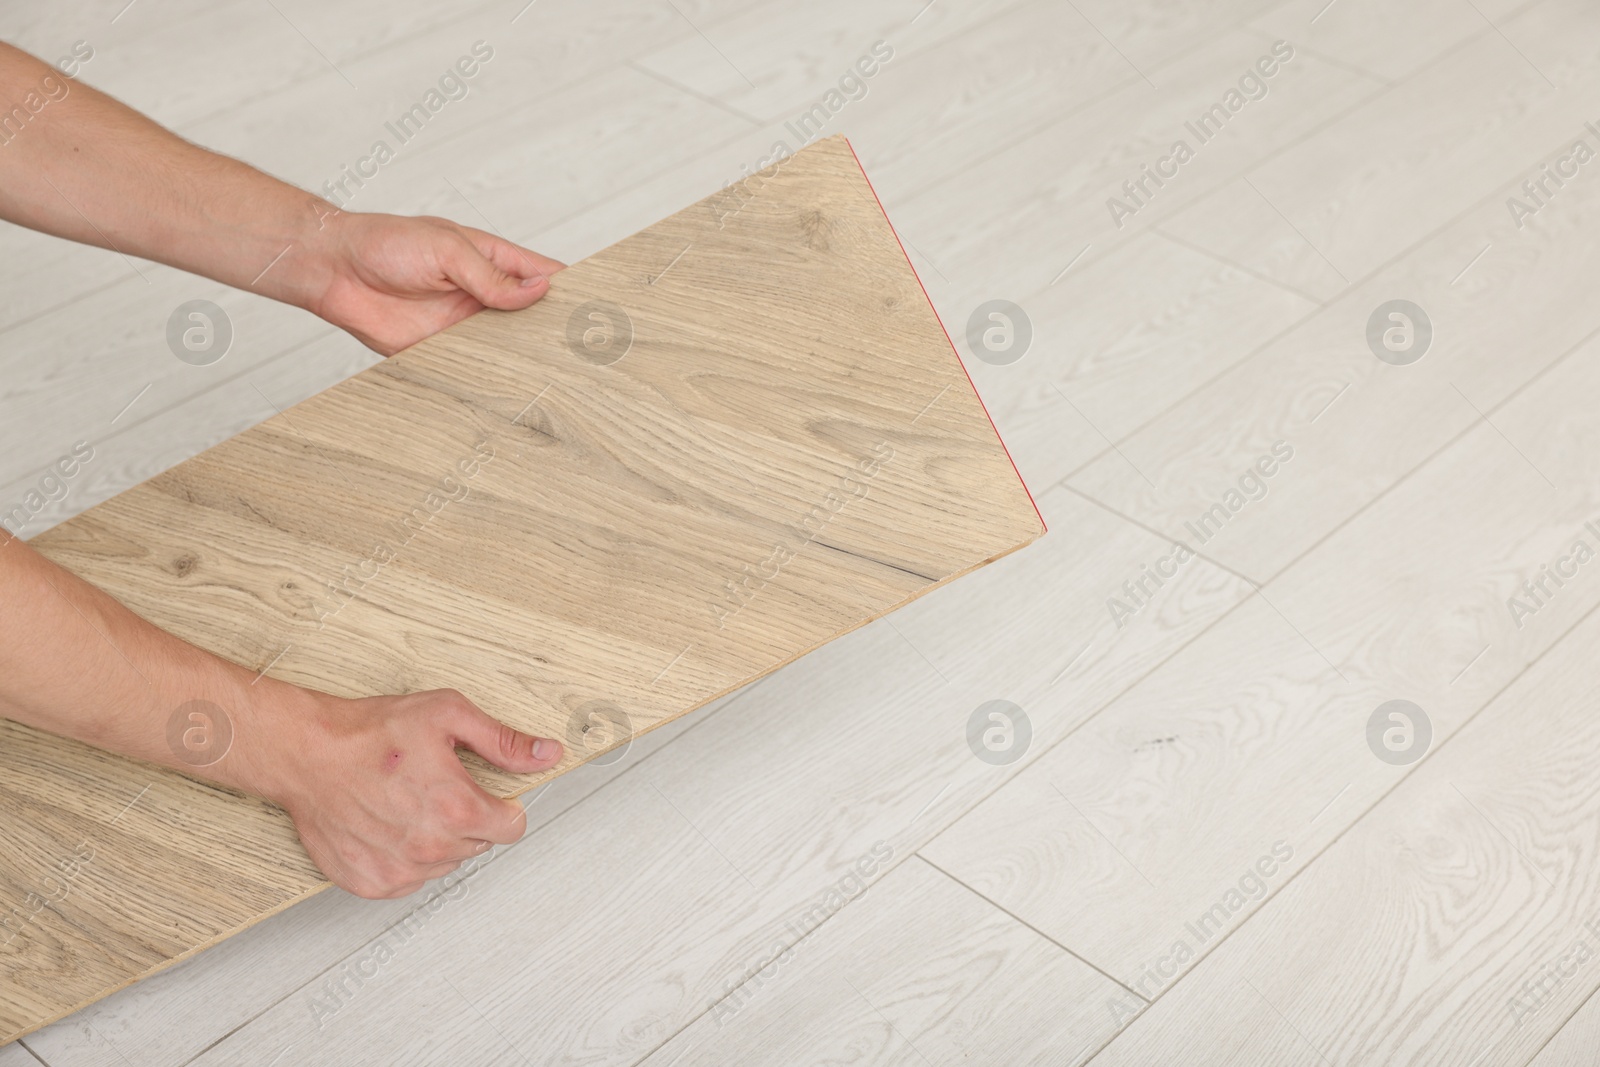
[422,838,493,872]
[438,232,549,311]
[462,226,566,283]
[425,698,551,845]
[418,857,468,880]
[300,830,365,895]
[432,785,527,849]
[446,698,564,776]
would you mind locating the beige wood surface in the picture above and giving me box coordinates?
[0,133,1041,1044]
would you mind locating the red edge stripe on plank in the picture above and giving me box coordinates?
[839,136,1048,536]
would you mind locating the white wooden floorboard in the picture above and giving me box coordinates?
[1086,583,1600,1066]
[923,327,1600,1020]
[1067,21,1600,582]
[1250,0,1488,82]
[1155,178,1348,303]
[638,857,1127,1067]
[965,227,1319,492]
[888,26,1381,302]
[1529,987,1600,1065]
[1243,4,1588,282]
[630,0,1029,123]
[1055,0,1291,76]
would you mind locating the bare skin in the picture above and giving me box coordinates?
[0,42,568,898]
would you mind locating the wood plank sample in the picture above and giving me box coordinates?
[0,134,1042,1043]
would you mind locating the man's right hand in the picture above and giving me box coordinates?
[248,688,563,899]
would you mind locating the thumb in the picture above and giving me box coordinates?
[440,233,549,311]
[447,699,564,775]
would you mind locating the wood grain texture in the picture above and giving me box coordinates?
[1529,983,1600,1065]
[1,133,1041,1043]
[1066,5,1600,583]
[923,331,1600,996]
[1089,581,1600,1067]
[640,857,1129,1067]
[34,483,1244,1067]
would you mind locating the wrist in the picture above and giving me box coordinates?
[249,193,349,316]
[200,674,335,809]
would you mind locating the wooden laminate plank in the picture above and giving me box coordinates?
[92,481,1246,1066]
[0,134,1041,1043]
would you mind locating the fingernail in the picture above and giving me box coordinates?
[532,737,560,761]
[519,273,546,288]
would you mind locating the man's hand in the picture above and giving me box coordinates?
[255,688,563,899]
[306,213,567,356]
[0,42,564,357]
[0,42,572,898]
[0,536,566,899]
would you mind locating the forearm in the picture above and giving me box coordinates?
[0,42,335,311]
[0,532,311,802]
[1,529,561,898]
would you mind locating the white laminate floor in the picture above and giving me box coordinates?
[7,1,1600,1064]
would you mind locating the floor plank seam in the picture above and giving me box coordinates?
[887,4,1295,210]
[977,41,1404,300]
[1148,224,1330,307]
[1241,28,1396,87]
[625,59,766,127]
[165,0,719,137]
[1056,103,1586,500]
[1055,481,1270,588]
[1251,319,1600,591]
[11,1040,49,1067]
[1528,980,1600,1066]
[1074,546,1600,1063]
[1051,9,1563,490]
[617,841,932,1067]
[0,272,140,345]
[911,852,1147,1004]
[1051,301,1600,658]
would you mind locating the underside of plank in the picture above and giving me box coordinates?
[2,134,1042,1042]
